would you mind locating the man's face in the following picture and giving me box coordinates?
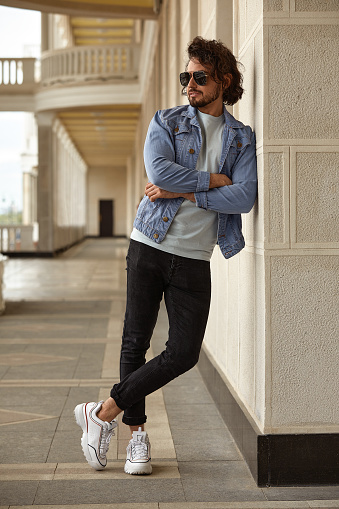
[186,58,223,113]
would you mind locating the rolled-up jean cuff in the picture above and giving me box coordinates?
[110,386,128,411]
[122,414,147,426]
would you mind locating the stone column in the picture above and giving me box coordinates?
[0,254,7,314]
[257,0,339,485]
[36,112,55,253]
[196,0,339,487]
[41,13,49,52]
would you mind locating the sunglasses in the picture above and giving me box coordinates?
[179,70,209,87]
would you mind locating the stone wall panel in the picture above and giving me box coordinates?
[264,0,284,11]
[294,0,339,11]
[291,148,339,246]
[254,253,266,424]
[270,255,339,430]
[238,250,256,410]
[265,149,289,247]
[268,25,339,140]
[225,254,240,388]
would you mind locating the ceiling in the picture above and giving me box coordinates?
[0,0,158,19]
[59,16,142,168]
[58,105,141,167]
[70,17,135,46]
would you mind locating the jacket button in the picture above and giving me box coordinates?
[189,148,195,154]
[237,142,242,148]
[153,233,159,239]
[174,127,179,132]
[163,216,168,222]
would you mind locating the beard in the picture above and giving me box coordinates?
[187,84,222,108]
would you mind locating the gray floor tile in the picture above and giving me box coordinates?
[2,239,336,508]
[171,428,241,461]
[166,403,226,429]
[0,317,108,339]
[34,479,186,504]
[56,415,78,432]
[62,387,102,416]
[0,366,9,379]
[166,370,211,387]
[181,485,267,503]
[179,460,258,489]
[4,300,112,315]
[0,387,69,414]
[0,481,39,505]
[0,431,53,464]
[0,417,59,434]
[47,430,86,463]
[179,461,265,502]
[25,343,84,356]
[263,487,339,501]
[2,362,78,380]
[162,382,214,406]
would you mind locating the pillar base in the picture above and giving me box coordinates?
[198,347,339,487]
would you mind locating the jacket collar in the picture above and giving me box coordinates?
[183,104,243,129]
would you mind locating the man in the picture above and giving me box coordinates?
[74,36,257,475]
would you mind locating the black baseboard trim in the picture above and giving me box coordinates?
[198,347,339,487]
[85,235,127,239]
[2,251,55,258]
[2,236,128,257]
[2,238,85,258]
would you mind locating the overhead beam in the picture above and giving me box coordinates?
[0,1,158,19]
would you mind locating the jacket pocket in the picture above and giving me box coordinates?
[173,124,191,163]
[227,136,251,173]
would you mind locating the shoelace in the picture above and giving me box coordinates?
[131,439,148,460]
[99,422,114,457]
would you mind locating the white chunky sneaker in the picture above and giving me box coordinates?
[124,427,152,475]
[74,401,117,470]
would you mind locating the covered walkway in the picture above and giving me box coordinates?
[0,238,338,508]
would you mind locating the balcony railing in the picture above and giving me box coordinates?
[0,224,38,253]
[40,45,140,86]
[0,58,36,91]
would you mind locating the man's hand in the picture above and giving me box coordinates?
[145,183,195,203]
[209,174,232,188]
[145,174,232,203]
[145,183,182,202]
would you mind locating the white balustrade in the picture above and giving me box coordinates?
[0,225,37,253]
[0,58,36,87]
[0,47,139,90]
[40,45,140,86]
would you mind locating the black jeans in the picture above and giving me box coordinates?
[111,239,211,426]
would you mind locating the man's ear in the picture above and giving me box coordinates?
[223,73,232,89]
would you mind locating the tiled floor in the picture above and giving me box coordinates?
[0,238,338,509]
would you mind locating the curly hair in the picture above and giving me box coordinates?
[186,36,244,106]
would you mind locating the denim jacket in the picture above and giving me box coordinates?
[134,104,257,259]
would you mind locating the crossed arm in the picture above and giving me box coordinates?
[145,173,232,203]
[143,112,257,213]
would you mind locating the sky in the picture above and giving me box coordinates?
[0,6,41,212]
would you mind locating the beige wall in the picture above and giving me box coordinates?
[131,0,339,435]
[87,166,127,237]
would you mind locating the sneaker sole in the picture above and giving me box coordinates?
[74,403,106,471]
[124,460,152,475]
